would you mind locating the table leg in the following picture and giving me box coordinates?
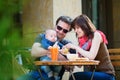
[69,70,76,80]
[90,65,96,80]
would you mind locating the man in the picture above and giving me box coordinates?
[31,16,75,80]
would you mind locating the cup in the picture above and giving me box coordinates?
[50,47,58,61]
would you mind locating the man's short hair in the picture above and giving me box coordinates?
[56,16,73,31]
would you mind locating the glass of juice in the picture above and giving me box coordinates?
[50,47,58,61]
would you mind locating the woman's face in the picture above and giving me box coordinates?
[74,25,85,38]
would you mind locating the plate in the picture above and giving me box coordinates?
[76,57,89,61]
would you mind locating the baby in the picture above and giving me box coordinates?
[40,29,62,80]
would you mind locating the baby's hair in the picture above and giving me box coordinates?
[45,29,56,35]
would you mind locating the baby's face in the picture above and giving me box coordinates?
[46,31,57,42]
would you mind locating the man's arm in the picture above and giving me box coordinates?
[31,34,70,60]
[31,42,49,58]
[31,42,68,61]
[31,34,50,58]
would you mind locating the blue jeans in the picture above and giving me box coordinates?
[40,56,62,75]
[69,72,115,80]
[16,70,48,80]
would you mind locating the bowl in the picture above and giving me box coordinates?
[66,54,78,61]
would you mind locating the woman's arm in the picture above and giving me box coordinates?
[65,32,102,60]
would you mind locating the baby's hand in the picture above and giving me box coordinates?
[48,46,52,49]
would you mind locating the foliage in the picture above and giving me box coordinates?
[16,49,35,70]
[0,0,33,80]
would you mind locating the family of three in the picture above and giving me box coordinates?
[31,14,115,80]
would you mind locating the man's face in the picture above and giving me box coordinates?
[55,20,70,40]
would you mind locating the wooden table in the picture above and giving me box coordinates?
[34,60,100,66]
[34,60,100,80]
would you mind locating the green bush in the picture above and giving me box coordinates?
[0,0,32,80]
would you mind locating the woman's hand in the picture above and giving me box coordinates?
[59,47,69,55]
[64,43,76,49]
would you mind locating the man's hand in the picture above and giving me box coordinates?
[58,53,68,61]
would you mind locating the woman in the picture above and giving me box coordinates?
[65,14,115,80]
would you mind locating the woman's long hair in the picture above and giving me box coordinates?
[71,14,96,39]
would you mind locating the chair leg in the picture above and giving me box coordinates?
[37,66,45,80]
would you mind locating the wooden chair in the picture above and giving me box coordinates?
[108,48,120,67]
[108,48,120,80]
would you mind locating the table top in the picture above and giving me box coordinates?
[34,60,100,66]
